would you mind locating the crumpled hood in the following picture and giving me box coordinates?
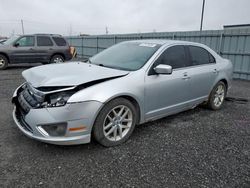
[22,62,129,88]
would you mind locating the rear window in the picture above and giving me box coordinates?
[37,36,53,46]
[188,46,214,65]
[52,37,67,46]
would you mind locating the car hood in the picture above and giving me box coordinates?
[0,44,7,48]
[22,62,129,88]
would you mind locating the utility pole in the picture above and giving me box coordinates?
[105,26,108,35]
[200,0,205,31]
[69,23,72,36]
[21,19,24,34]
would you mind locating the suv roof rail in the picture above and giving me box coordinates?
[34,34,62,37]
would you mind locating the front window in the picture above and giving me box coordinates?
[16,36,34,47]
[155,45,187,69]
[90,42,161,71]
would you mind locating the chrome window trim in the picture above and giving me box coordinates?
[145,43,217,76]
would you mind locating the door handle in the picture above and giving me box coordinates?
[29,48,34,50]
[49,48,53,50]
[182,72,191,80]
[213,69,219,74]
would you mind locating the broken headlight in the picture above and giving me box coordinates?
[42,91,74,108]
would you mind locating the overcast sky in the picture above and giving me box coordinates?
[0,0,250,37]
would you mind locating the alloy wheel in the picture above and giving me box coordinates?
[103,105,133,142]
[213,84,225,107]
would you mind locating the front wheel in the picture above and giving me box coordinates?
[207,81,226,110]
[0,54,8,70]
[50,55,64,64]
[93,98,137,147]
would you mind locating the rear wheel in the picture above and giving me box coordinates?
[50,54,64,64]
[207,81,226,110]
[0,54,8,70]
[93,98,137,147]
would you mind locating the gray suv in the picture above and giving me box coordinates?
[0,34,72,70]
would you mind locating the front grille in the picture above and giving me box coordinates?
[14,83,44,134]
[17,84,44,115]
[15,107,33,133]
[22,89,40,107]
[18,93,31,114]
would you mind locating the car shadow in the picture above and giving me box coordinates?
[7,63,42,69]
[31,106,211,152]
[22,102,234,152]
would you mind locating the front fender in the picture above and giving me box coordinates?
[68,73,145,123]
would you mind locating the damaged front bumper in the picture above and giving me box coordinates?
[12,83,103,145]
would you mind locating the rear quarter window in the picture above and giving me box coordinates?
[52,37,67,46]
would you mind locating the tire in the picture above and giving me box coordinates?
[50,54,64,64]
[207,81,226,110]
[93,98,137,147]
[0,54,8,70]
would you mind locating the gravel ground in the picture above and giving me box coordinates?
[0,65,250,188]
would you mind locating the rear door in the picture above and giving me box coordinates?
[35,36,54,63]
[185,45,218,105]
[144,45,192,120]
[9,36,36,63]
[52,36,71,60]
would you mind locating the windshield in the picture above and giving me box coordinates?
[90,42,161,71]
[3,36,19,45]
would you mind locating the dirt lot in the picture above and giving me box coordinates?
[0,65,250,187]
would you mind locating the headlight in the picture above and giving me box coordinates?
[42,91,74,108]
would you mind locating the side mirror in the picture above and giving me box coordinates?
[14,43,20,47]
[154,64,172,74]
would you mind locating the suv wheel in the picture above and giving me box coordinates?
[0,54,8,70]
[93,98,137,147]
[50,55,64,64]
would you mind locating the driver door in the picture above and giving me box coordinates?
[144,45,192,121]
[9,36,36,63]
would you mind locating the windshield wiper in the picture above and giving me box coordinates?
[97,63,114,69]
[97,64,131,71]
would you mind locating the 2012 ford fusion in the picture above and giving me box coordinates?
[12,40,233,146]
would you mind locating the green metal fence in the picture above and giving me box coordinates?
[66,28,250,80]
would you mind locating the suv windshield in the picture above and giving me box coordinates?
[3,36,19,45]
[90,42,161,71]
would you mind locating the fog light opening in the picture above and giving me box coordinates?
[39,123,67,137]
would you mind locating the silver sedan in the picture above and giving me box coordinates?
[12,40,233,146]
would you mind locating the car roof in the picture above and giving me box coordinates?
[34,34,62,37]
[125,39,204,46]
[20,34,63,37]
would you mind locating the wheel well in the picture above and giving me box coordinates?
[113,95,141,124]
[50,53,65,60]
[220,79,228,91]
[0,52,9,63]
